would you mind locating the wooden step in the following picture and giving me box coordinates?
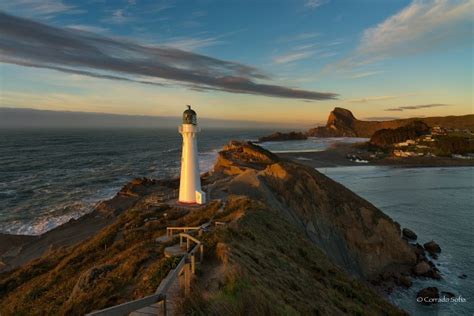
[164,244,186,258]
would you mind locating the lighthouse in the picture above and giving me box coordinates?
[178,105,206,205]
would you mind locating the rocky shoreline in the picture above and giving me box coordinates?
[0,141,462,314]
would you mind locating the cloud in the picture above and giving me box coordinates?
[349,71,383,79]
[305,0,329,9]
[66,25,108,33]
[0,12,337,101]
[273,51,314,64]
[346,93,416,103]
[103,9,135,24]
[279,32,320,43]
[385,104,450,112]
[0,0,82,18]
[328,0,472,72]
[161,36,223,51]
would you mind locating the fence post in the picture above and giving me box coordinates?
[186,237,190,251]
[180,234,183,248]
[184,262,191,296]
[161,296,167,316]
[191,253,196,274]
[200,244,204,262]
[178,269,184,290]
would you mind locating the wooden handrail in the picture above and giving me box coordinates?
[166,226,201,237]
[87,234,204,316]
[86,293,165,316]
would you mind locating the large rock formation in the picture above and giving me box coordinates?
[213,141,417,278]
[307,107,474,138]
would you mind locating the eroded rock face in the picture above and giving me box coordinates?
[308,108,358,137]
[213,141,417,279]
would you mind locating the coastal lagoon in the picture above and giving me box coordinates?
[1,129,472,314]
[319,166,474,315]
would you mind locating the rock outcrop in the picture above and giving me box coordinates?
[402,228,417,240]
[424,240,441,255]
[258,131,307,142]
[213,141,417,279]
[416,287,439,305]
[307,107,474,138]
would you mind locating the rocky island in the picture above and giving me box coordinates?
[0,141,445,315]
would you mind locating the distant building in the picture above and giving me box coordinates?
[395,139,416,147]
[431,126,447,135]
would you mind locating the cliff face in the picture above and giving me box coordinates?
[213,141,416,278]
[308,107,474,138]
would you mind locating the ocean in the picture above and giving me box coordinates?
[0,129,472,314]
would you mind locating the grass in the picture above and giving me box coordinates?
[179,196,406,316]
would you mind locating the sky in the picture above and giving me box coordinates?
[0,0,472,126]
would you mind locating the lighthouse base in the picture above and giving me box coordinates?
[178,189,206,205]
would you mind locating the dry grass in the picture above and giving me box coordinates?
[180,196,406,316]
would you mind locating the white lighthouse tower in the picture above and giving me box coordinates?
[178,105,206,205]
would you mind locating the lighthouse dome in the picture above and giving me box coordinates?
[183,105,197,125]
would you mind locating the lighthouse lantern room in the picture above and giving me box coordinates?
[178,105,206,205]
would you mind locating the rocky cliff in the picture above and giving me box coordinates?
[308,107,474,138]
[212,141,417,279]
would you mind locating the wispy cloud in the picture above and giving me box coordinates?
[328,0,472,72]
[349,71,383,79]
[0,0,82,18]
[102,9,135,24]
[305,0,329,9]
[0,12,337,101]
[358,0,472,59]
[279,32,320,43]
[273,51,314,64]
[347,93,415,103]
[385,104,451,112]
[66,25,108,33]
[161,35,223,51]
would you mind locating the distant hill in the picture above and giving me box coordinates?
[307,107,474,138]
[369,121,431,147]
